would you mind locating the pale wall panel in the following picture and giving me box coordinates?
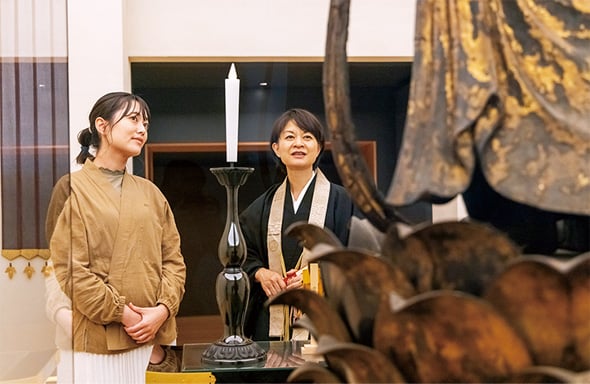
[67,0,130,171]
[124,0,416,59]
[0,0,67,58]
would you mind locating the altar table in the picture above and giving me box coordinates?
[147,340,323,383]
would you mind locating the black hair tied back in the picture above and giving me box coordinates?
[75,127,96,164]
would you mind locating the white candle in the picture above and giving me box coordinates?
[225,63,240,163]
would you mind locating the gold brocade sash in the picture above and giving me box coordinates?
[267,169,330,339]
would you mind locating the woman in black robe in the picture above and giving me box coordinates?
[240,108,359,341]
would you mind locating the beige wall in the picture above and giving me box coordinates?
[124,0,415,59]
[67,0,130,171]
[0,0,67,58]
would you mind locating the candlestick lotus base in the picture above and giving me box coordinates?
[201,166,266,366]
[201,338,266,366]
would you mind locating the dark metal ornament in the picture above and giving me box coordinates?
[200,167,266,366]
[322,0,405,232]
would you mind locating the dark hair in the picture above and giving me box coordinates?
[75,92,151,164]
[269,108,326,172]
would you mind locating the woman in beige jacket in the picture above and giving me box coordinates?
[47,92,186,383]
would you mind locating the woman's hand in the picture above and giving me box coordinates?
[255,268,304,297]
[123,303,169,344]
[255,268,287,297]
[284,268,303,290]
[122,304,142,327]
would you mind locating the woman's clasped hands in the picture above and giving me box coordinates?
[255,267,303,298]
[122,302,169,344]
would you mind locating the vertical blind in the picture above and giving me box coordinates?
[0,0,69,251]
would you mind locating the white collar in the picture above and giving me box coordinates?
[292,170,316,213]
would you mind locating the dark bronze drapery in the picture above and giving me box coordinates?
[387,0,590,215]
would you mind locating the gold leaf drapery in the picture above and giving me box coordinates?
[387,0,590,215]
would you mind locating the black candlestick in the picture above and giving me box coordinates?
[201,166,266,366]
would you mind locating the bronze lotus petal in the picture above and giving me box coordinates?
[267,288,351,343]
[484,252,590,371]
[287,361,343,383]
[285,221,343,249]
[311,249,414,345]
[373,290,532,383]
[315,335,405,384]
[381,220,520,296]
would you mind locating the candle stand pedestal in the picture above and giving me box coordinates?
[201,166,266,366]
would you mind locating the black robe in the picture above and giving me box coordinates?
[239,175,358,340]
